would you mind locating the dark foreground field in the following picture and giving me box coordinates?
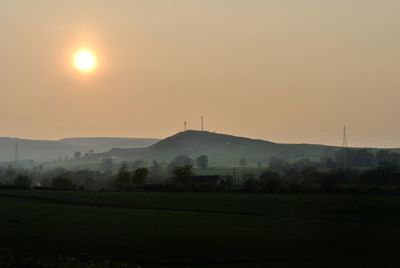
[1,191,400,267]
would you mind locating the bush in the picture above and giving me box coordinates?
[52,175,76,190]
[14,175,32,189]
[132,168,148,186]
[172,165,194,186]
[242,173,257,192]
[259,170,281,192]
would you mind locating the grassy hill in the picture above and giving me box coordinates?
[40,131,400,169]
[98,130,341,166]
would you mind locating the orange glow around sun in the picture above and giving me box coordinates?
[73,49,98,73]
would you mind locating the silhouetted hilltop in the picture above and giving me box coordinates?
[101,131,340,166]
[150,130,274,153]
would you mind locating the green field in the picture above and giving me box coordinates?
[1,191,400,267]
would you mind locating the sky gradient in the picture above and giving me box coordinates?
[1,0,400,147]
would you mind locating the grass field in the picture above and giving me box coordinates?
[1,190,400,267]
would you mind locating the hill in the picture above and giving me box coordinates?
[99,131,341,166]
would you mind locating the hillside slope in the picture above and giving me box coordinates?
[59,137,160,153]
[100,131,340,166]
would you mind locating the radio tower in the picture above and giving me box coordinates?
[201,116,204,131]
[342,125,348,167]
[342,125,348,148]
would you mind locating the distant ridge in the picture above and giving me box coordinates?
[0,137,79,162]
[0,137,160,162]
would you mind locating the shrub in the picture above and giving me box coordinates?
[14,175,32,189]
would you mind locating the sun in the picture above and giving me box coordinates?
[73,49,97,72]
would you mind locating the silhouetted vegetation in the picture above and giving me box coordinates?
[132,167,148,186]
[115,162,131,191]
[167,155,194,176]
[74,151,82,159]
[1,149,400,194]
[196,155,208,169]
[52,175,76,190]
[171,165,194,186]
[14,175,32,189]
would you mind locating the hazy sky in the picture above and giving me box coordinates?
[1,0,400,147]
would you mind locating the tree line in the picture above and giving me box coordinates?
[2,149,400,193]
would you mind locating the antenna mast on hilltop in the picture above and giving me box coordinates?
[342,125,348,148]
[342,125,348,167]
[201,116,204,131]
